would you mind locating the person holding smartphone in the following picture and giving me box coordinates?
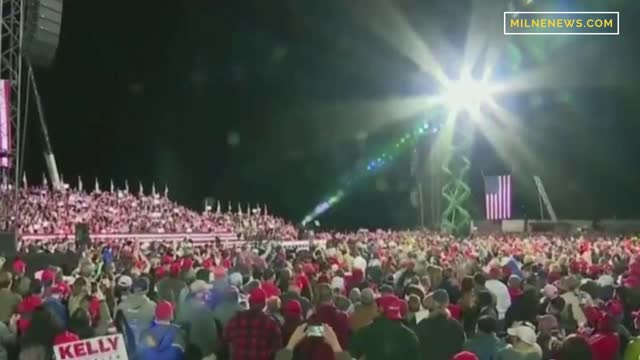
[276,323,351,360]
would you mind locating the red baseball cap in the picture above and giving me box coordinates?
[12,259,26,274]
[288,278,303,290]
[162,255,173,265]
[50,283,66,295]
[181,258,194,270]
[155,301,174,321]
[249,288,267,306]
[170,262,181,276]
[302,263,315,275]
[379,298,403,321]
[18,296,42,314]
[283,300,302,317]
[54,331,80,346]
[41,269,55,283]
[453,351,479,360]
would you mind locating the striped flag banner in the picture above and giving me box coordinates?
[484,175,512,220]
[0,79,11,168]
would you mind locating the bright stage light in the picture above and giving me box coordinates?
[441,75,494,113]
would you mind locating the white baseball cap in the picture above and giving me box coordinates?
[507,324,537,345]
[229,272,243,287]
[597,275,614,287]
[117,275,133,288]
[353,256,367,271]
[542,284,558,299]
[190,280,212,294]
[331,276,345,291]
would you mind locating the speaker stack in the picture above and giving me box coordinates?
[23,0,64,68]
[0,231,17,258]
[75,223,90,246]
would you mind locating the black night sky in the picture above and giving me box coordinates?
[24,0,640,230]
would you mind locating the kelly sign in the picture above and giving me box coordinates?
[54,334,127,360]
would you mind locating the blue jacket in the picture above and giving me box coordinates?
[463,333,507,360]
[138,323,185,360]
[44,298,67,327]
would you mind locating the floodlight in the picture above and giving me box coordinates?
[441,75,494,113]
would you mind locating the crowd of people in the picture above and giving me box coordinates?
[0,185,297,240]
[2,185,640,360]
[1,228,640,360]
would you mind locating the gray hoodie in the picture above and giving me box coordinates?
[115,293,156,336]
[177,298,221,358]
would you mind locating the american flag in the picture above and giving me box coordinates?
[484,175,512,220]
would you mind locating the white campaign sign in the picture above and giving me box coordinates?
[54,334,128,360]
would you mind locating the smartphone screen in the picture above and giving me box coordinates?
[306,325,324,337]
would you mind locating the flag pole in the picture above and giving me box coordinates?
[537,177,544,220]
[480,170,486,221]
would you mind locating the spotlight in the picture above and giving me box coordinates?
[441,73,494,113]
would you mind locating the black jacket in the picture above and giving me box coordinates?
[416,313,466,360]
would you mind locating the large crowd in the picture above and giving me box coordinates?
[0,186,640,360]
[1,186,297,241]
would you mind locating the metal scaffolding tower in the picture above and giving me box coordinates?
[1,0,63,231]
[0,0,25,229]
[440,120,472,236]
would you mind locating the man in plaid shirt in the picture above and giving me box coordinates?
[223,288,283,360]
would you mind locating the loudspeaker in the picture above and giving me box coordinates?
[23,0,63,67]
[75,223,90,246]
[0,232,17,257]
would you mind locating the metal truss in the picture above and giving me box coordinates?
[440,125,472,237]
[0,0,24,229]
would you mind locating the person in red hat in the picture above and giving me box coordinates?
[261,268,281,299]
[588,312,620,360]
[294,265,313,301]
[39,268,56,287]
[17,280,43,335]
[155,262,187,304]
[298,284,350,360]
[350,296,421,360]
[53,330,80,345]
[281,277,312,318]
[19,305,79,360]
[345,268,365,294]
[223,288,282,360]
[281,300,303,344]
[11,259,30,297]
[138,300,186,360]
